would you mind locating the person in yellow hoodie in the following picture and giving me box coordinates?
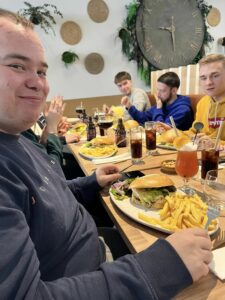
[188,54,225,145]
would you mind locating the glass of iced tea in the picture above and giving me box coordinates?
[175,143,199,194]
[145,121,156,154]
[201,149,219,180]
[130,127,143,164]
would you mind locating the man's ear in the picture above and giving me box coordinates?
[171,87,178,96]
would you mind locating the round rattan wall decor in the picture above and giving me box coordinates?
[84,53,104,74]
[60,21,82,45]
[87,0,109,23]
[207,7,221,27]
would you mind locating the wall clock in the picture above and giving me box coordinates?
[136,0,205,69]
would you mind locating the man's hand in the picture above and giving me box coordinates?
[155,94,163,109]
[166,228,212,282]
[45,96,66,134]
[65,133,80,144]
[96,164,121,188]
[155,121,171,133]
[121,96,131,109]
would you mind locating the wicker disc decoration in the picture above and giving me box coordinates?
[207,7,221,27]
[84,53,104,74]
[87,0,109,23]
[60,21,82,45]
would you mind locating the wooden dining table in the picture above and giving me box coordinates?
[68,140,225,300]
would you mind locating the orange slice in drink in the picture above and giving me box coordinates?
[173,135,191,150]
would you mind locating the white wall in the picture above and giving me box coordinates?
[0,0,225,100]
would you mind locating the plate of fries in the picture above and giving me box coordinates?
[79,137,118,159]
[110,191,219,235]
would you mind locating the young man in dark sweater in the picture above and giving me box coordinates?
[122,72,193,130]
[0,9,212,300]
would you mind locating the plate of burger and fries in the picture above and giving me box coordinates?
[110,173,219,235]
[78,136,117,159]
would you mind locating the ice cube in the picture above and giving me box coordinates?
[180,142,197,151]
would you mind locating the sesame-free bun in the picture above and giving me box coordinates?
[159,128,181,144]
[91,136,114,146]
[124,120,139,130]
[129,174,174,189]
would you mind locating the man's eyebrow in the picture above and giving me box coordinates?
[4,54,48,68]
[200,72,219,78]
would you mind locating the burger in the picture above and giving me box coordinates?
[90,136,114,146]
[157,128,182,145]
[124,120,139,130]
[129,174,176,209]
[68,122,87,136]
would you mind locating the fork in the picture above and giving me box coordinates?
[204,204,220,230]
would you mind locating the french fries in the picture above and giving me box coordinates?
[139,192,218,232]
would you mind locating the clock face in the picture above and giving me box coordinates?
[136,0,205,69]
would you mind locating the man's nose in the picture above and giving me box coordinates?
[205,77,213,85]
[25,73,43,91]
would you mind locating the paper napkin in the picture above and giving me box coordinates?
[209,247,225,280]
[92,152,131,165]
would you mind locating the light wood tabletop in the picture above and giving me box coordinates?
[68,141,225,300]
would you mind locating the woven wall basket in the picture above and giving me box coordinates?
[60,21,82,45]
[84,53,104,74]
[87,0,109,23]
[207,7,221,27]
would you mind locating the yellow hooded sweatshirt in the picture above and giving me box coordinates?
[188,95,225,144]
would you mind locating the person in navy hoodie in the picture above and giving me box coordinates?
[0,9,212,300]
[122,72,193,130]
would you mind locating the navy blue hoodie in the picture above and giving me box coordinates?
[128,95,193,130]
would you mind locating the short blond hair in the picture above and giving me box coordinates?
[199,54,225,68]
[0,8,33,29]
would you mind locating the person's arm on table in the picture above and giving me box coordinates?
[67,164,121,206]
[0,176,211,300]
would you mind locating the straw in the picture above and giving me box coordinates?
[169,116,179,136]
[214,121,223,150]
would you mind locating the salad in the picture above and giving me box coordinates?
[110,178,135,201]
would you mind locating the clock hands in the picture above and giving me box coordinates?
[159,16,176,52]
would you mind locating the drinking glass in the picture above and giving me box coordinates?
[98,115,113,136]
[175,146,199,194]
[145,121,156,154]
[130,127,143,164]
[75,102,85,118]
[201,149,219,180]
[204,170,225,217]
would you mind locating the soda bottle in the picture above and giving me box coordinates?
[86,116,96,141]
[115,118,127,147]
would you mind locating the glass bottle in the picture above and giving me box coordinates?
[115,118,127,147]
[86,116,96,141]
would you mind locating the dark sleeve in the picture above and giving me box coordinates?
[46,134,64,165]
[0,172,192,300]
[128,106,153,125]
[67,172,101,206]
[152,105,193,131]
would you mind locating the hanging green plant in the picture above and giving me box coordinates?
[118,0,214,85]
[18,2,63,34]
[62,51,79,67]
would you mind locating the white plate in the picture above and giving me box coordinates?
[157,143,176,150]
[79,146,117,160]
[67,117,80,124]
[109,190,219,235]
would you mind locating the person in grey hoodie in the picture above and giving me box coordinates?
[0,9,212,300]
